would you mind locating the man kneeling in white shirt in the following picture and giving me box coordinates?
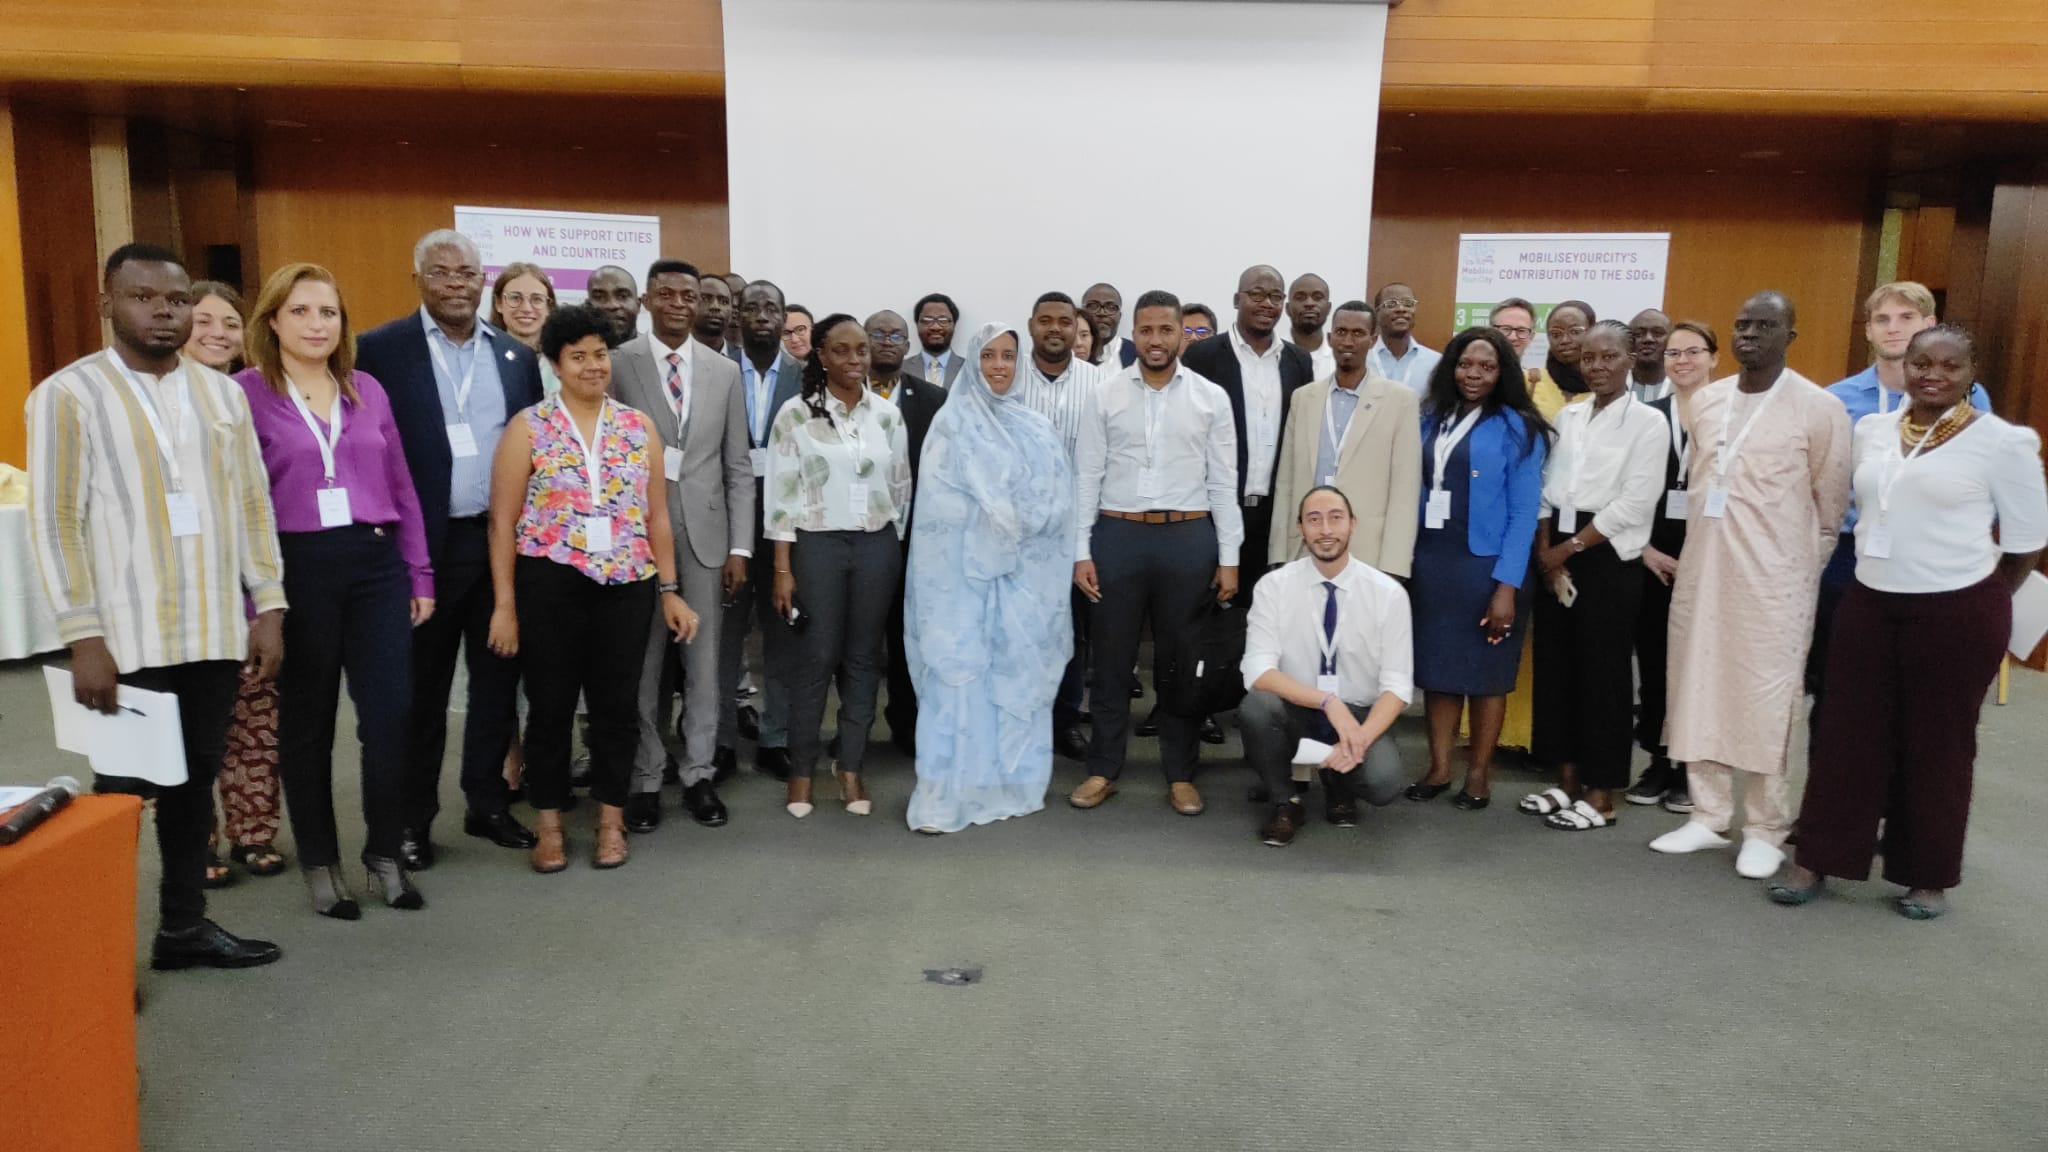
[1240,486,1413,847]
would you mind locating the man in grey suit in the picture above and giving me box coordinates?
[911,292,964,387]
[610,259,754,831]
[717,279,805,781]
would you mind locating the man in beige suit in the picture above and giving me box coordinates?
[610,259,754,832]
[1269,301,1421,577]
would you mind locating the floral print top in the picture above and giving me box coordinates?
[763,386,912,542]
[515,396,658,584]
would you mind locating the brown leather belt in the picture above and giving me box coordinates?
[1101,510,1210,524]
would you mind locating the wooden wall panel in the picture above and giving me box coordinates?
[250,130,731,330]
[11,104,102,391]
[1368,166,1871,385]
[0,100,32,466]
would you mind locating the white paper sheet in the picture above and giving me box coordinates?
[0,785,43,811]
[43,667,189,785]
[2011,571,2048,661]
[1293,739,1335,766]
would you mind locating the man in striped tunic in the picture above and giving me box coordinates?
[26,243,286,971]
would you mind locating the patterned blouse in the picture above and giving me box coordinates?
[763,386,913,543]
[514,396,658,584]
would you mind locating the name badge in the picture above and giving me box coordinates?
[1702,486,1729,519]
[1316,673,1341,698]
[165,491,202,538]
[583,515,613,553]
[317,487,353,529]
[847,481,871,518]
[1665,489,1688,520]
[1425,489,1451,530]
[1865,520,1893,559]
[447,423,479,459]
[664,446,684,482]
[750,447,769,478]
[1557,506,1578,534]
[1320,474,1336,487]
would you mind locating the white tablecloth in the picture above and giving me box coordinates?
[0,505,63,661]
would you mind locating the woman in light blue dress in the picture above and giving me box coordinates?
[904,322,1074,834]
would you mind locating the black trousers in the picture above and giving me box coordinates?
[277,526,413,865]
[788,528,902,779]
[1240,495,1275,582]
[98,659,241,931]
[1086,515,1218,783]
[516,556,654,810]
[404,515,521,830]
[1054,587,1091,730]
[1806,531,1858,733]
[1633,563,1676,757]
[1531,528,1642,791]
[883,536,917,744]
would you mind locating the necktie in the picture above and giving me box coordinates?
[1311,580,1340,742]
[665,352,685,430]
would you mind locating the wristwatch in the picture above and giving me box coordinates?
[658,581,679,594]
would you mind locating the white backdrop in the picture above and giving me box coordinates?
[723,0,1388,343]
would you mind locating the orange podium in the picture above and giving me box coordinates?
[0,793,144,1152]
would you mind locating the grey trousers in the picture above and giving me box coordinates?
[718,538,794,752]
[788,527,902,780]
[1238,689,1403,806]
[633,548,725,792]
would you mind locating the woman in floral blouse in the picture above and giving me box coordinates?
[487,304,698,872]
[765,312,914,819]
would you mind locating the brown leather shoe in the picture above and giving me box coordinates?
[592,805,629,870]
[1069,776,1118,809]
[1169,781,1204,816]
[1260,800,1305,846]
[530,818,568,874]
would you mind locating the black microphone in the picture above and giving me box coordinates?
[0,776,83,846]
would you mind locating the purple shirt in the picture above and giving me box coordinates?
[235,368,434,599]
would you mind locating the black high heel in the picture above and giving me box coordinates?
[303,864,361,921]
[1404,780,1453,802]
[1451,791,1491,810]
[360,852,425,910]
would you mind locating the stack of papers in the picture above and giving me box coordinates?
[42,667,190,785]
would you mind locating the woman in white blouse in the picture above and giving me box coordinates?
[1772,324,2046,918]
[1519,321,1669,831]
[766,313,914,819]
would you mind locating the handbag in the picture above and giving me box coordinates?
[1162,596,1249,719]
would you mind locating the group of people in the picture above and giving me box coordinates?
[24,228,2044,972]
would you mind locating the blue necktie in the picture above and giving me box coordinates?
[1311,580,1339,742]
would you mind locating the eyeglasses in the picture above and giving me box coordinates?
[423,268,483,285]
[1082,301,1118,314]
[868,333,908,346]
[1378,298,1419,310]
[1239,289,1284,305]
[917,315,952,327]
[1494,325,1534,340]
[1550,325,1589,339]
[499,291,549,309]
[1184,326,1212,338]
[1664,347,1713,360]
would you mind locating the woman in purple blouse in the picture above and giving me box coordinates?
[237,263,435,920]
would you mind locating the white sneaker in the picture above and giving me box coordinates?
[1735,837,1787,879]
[1649,822,1732,854]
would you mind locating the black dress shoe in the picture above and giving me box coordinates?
[661,756,682,786]
[737,704,761,742]
[756,746,792,781]
[464,810,539,850]
[680,780,729,827]
[625,792,662,833]
[1055,725,1089,762]
[151,919,282,971]
[1320,769,1359,828]
[1135,711,1160,738]
[712,745,738,783]
[1200,716,1226,746]
[398,827,435,871]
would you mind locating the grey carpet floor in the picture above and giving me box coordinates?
[3,654,2045,1152]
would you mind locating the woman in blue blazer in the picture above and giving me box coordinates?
[1403,326,1552,809]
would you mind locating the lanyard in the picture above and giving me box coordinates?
[1323,386,1359,471]
[1878,383,1903,417]
[1714,377,1781,480]
[1564,393,1633,507]
[1668,402,1689,487]
[286,375,345,486]
[428,329,480,420]
[117,362,189,492]
[561,399,614,515]
[828,393,871,479]
[1141,377,1173,468]
[1431,407,1483,491]
[1877,404,1957,520]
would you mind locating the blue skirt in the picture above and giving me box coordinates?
[1411,521,1528,697]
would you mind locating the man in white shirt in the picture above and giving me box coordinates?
[911,292,963,387]
[1285,272,1336,381]
[1626,308,1673,402]
[1240,486,1412,847]
[1070,289,1243,817]
[1020,291,1105,763]
[1082,282,1137,369]
[1368,281,1443,395]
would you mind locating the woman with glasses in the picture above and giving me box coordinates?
[1660,319,1719,429]
[491,263,558,395]
[904,322,1072,834]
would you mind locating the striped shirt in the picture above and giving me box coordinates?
[26,350,288,673]
[1016,355,1104,463]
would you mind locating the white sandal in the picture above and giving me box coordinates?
[1545,800,1616,831]
[1518,787,1572,815]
